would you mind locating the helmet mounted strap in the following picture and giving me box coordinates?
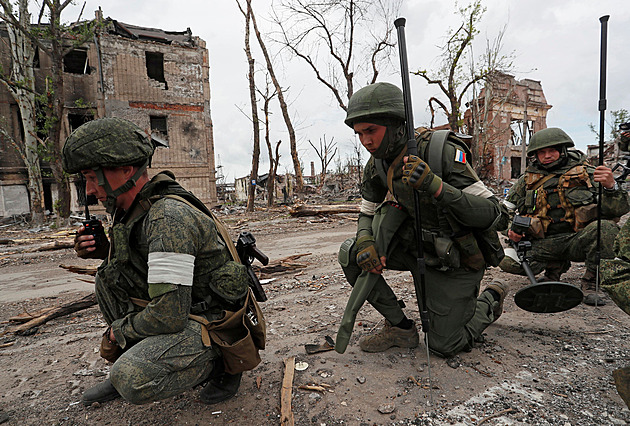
[94,158,150,214]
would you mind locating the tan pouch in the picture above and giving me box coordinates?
[528,217,545,239]
[574,204,598,231]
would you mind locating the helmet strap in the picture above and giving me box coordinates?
[94,159,150,215]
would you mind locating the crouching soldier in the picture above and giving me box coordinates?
[336,82,509,358]
[63,118,252,406]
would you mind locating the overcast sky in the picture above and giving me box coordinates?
[57,0,630,182]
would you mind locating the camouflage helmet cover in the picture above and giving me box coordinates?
[527,127,575,156]
[62,118,154,173]
[344,82,406,128]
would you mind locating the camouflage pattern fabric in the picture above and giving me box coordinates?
[601,219,630,316]
[95,173,249,404]
[62,118,154,173]
[500,220,620,276]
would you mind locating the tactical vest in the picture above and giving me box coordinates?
[373,130,504,269]
[523,163,594,234]
[99,172,248,320]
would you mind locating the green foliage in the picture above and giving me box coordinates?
[588,109,630,141]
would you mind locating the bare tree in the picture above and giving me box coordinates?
[309,135,337,188]
[0,0,98,219]
[245,0,303,192]
[0,0,45,224]
[413,0,513,131]
[256,74,282,206]
[273,0,400,111]
[236,0,261,212]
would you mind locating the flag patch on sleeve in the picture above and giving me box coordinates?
[454,149,466,164]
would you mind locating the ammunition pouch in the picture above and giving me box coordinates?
[453,232,485,271]
[473,228,505,267]
[574,204,598,231]
[434,236,460,269]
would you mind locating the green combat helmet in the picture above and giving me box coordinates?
[527,127,575,169]
[62,118,156,214]
[345,82,407,160]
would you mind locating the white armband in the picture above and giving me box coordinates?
[147,252,195,286]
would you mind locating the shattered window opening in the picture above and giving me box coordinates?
[510,119,534,146]
[145,51,168,89]
[33,47,40,69]
[150,115,168,138]
[63,48,91,75]
[68,113,94,133]
[510,157,522,179]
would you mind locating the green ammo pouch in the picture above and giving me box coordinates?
[434,237,460,269]
[453,232,485,271]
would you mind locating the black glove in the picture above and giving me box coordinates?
[75,222,109,259]
[402,155,442,195]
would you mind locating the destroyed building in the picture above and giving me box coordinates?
[463,73,552,186]
[0,10,217,217]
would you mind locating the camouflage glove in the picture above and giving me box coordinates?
[402,154,442,195]
[355,235,381,271]
[74,223,109,259]
[99,327,123,363]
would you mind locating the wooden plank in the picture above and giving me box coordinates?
[280,356,295,426]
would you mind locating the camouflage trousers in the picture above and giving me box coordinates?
[499,220,619,277]
[601,219,630,317]
[94,275,218,405]
[110,320,218,404]
[340,236,497,358]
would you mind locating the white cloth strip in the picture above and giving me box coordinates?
[462,180,494,199]
[360,198,378,215]
[147,252,195,286]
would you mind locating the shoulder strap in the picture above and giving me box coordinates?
[427,130,451,178]
[163,194,241,263]
[386,145,408,195]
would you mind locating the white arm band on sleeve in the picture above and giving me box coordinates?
[360,198,378,215]
[147,252,195,286]
[462,180,494,199]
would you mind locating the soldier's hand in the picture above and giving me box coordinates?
[593,165,616,189]
[402,155,443,196]
[620,131,630,152]
[355,235,385,273]
[507,229,523,243]
[99,327,123,363]
[75,225,109,259]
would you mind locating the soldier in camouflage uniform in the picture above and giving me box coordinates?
[336,82,509,358]
[63,118,250,406]
[500,127,629,292]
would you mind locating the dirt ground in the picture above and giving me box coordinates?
[1,208,630,425]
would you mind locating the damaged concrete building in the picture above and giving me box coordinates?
[0,10,217,217]
[463,73,552,187]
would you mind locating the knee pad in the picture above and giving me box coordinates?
[338,237,356,267]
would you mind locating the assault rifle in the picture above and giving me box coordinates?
[236,231,269,302]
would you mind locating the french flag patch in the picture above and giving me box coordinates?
[454,149,466,164]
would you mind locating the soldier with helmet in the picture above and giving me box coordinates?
[336,82,509,358]
[500,127,629,297]
[63,118,250,406]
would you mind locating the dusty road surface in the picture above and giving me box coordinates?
[1,209,629,425]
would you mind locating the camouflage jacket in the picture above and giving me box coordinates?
[506,150,629,236]
[98,173,249,349]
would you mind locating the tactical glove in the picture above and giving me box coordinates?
[402,154,442,195]
[355,235,381,271]
[75,224,109,259]
[99,328,123,363]
[620,131,630,152]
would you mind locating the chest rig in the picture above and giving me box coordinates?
[524,163,593,233]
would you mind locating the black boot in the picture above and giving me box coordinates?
[200,372,242,405]
[82,378,121,406]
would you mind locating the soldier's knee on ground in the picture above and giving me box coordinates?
[498,248,524,275]
[428,337,467,359]
[109,356,153,405]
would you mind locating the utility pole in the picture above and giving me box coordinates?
[520,89,529,174]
